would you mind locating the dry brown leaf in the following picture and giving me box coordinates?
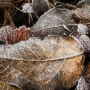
[71,8,90,23]
[31,7,90,53]
[0,35,84,89]
[0,5,89,90]
[31,7,75,31]
[15,26,30,43]
[0,26,16,44]
[0,26,30,44]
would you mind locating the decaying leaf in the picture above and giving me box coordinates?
[31,7,75,31]
[71,8,90,23]
[78,2,90,14]
[0,26,30,44]
[46,1,90,24]
[0,35,85,89]
[0,1,90,90]
[15,26,30,43]
[0,26,16,44]
[70,24,90,52]
[31,7,90,53]
[31,6,90,33]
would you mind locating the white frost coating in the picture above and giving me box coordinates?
[79,35,90,51]
[71,24,90,52]
[71,35,90,52]
[0,26,16,44]
[77,24,88,35]
[0,36,83,62]
[21,3,34,13]
[76,76,89,90]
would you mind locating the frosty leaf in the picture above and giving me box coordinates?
[31,7,75,31]
[0,3,88,90]
[0,35,84,89]
[0,26,16,44]
[71,8,90,23]
[76,35,90,52]
[31,7,90,37]
[31,7,90,52]
[79,2,90,15]
[76,76,89,90]
[0,36,83,60]
[15,26,30,43]
[0,26,30,44]
[70,24,90,52]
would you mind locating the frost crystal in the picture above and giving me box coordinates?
[77,24,88,35]
[76,76,89,90]
[21,3,34,14]
[78,35,90,52]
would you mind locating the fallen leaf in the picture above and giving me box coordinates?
[15,26,30,43]
[0,26,30,44]
[31,7,75,31]
[0,35,84,89]
[71,8,90,23]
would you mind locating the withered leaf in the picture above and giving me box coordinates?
[31,3,90,33]
[31,7,90,53]
[0,4,89,90]
[0,35,84,89]
[15,26,30,43]
[71,8,90,23]
[79,2,90,15]
[31,7,75,31]
[0,26,30,44]
[0,26,16,44]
